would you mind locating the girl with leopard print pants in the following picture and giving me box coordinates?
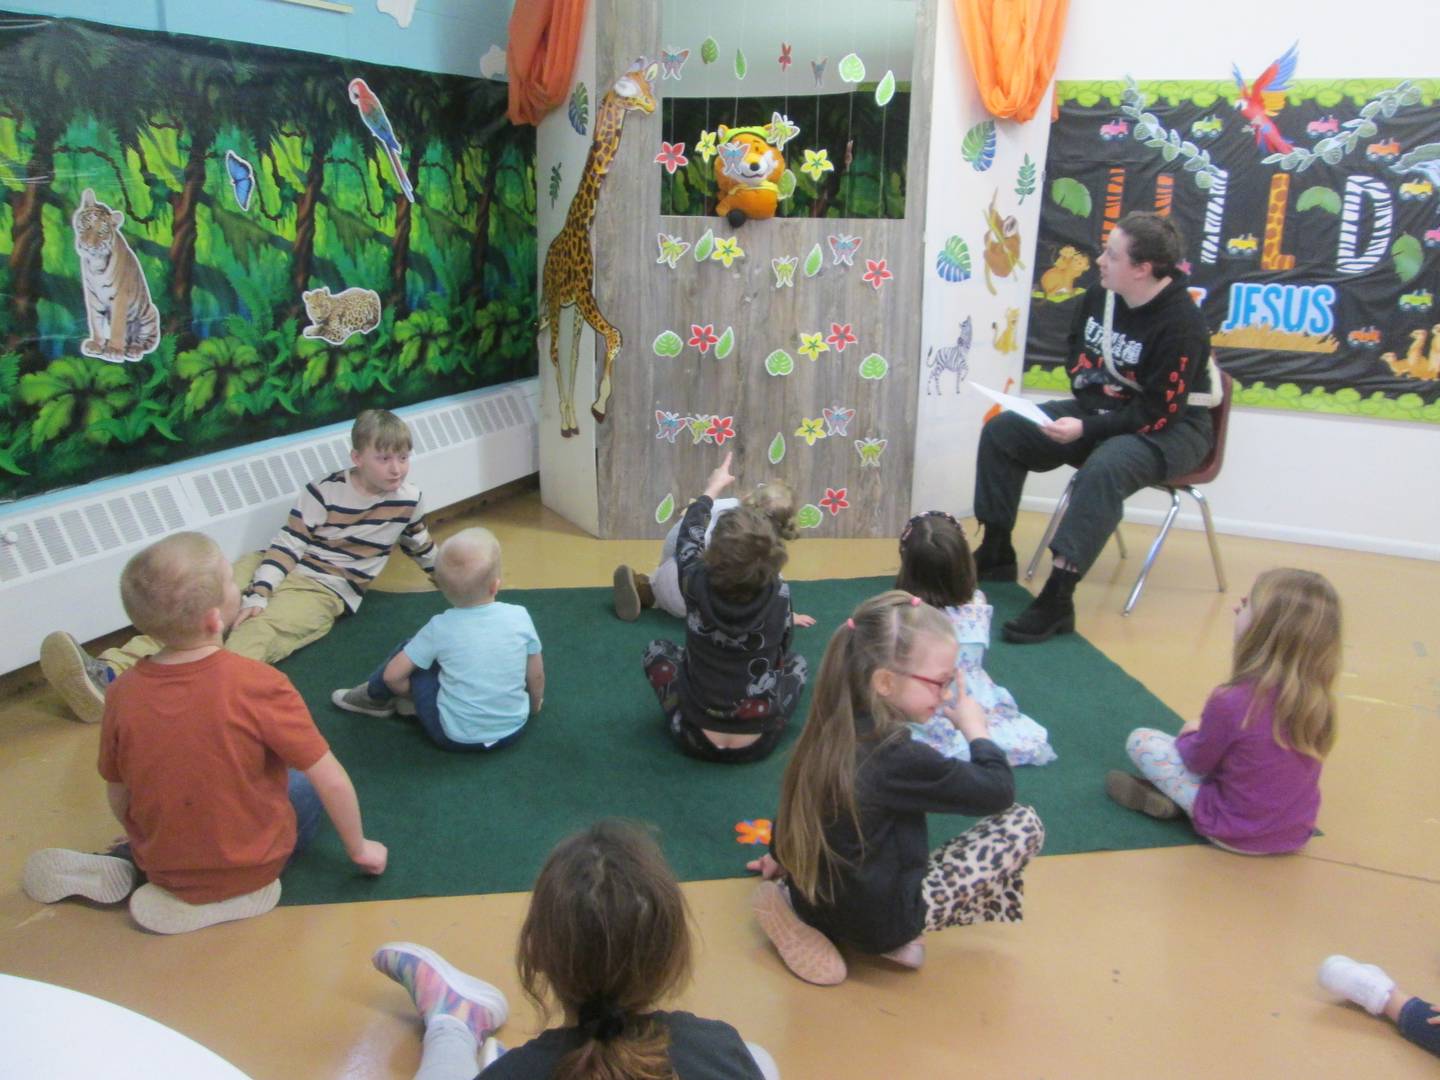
[748,591,1044,985]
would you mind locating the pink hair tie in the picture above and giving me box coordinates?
[845,618,855,630]
[909,595,922,606]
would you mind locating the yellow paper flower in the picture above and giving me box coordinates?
[711,236,745,268]
[800,147,834,181]
[798,332,829,362]
[795,417,827,446]
[696,129,719,164]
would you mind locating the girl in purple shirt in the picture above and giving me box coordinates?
[1105,568,1341,854]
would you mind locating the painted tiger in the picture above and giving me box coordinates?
[72,188,161,363]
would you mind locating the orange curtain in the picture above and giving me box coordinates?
[506,0,590,126]
[953,0,1070,122]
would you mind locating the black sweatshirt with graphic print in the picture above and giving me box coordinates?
[674,495,795,736]
[1065,277,1213,440]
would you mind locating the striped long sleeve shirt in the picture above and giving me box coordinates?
[242,470,437,612]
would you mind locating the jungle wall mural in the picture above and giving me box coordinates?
[1025,59,1440,425]
[0,14,538,499]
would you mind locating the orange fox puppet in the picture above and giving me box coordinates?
[713,125,786,227]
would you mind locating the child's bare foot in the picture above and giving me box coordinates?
[751,881,846,986]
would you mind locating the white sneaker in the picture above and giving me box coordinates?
[130,879,280,934]
[23,848,137,904]
[331,684,396,717]
[1318,955,1395,1015]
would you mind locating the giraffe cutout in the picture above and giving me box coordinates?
[540,58,658,437]
[1260,172,1297,271]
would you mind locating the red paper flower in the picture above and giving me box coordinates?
[826,322,857,351]
[862,258,893,291]
[820,487,849,515]
[655,141,689,174]
[688,324,718,353]
[707,415,736,445]
[735,819,773,845]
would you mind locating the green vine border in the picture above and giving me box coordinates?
[1055,79,1440,111]
[1022,365,1440,424]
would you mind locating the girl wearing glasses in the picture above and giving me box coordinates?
[746,591,1044,985]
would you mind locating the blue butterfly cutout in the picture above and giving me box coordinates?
[823,406,856,438]
[655,410,688,443]
[225,150,255,213]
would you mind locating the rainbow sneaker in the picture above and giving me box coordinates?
[372,942,509,1042]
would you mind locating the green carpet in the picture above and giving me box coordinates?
[274,577,1198,906]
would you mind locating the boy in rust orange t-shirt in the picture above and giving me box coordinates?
[22,532,387,934]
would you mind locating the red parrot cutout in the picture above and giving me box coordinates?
[1231,43,1298,156]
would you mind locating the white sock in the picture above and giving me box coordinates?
[415,1015,479,1080]
[1318,955,1395,1015]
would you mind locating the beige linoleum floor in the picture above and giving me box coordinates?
[2,492,1436,1078]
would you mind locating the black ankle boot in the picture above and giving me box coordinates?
[973,524,1017,583]
[1002,566,1079,644]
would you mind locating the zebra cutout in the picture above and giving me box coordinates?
[925,316,973,395]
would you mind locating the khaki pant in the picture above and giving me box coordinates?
[100,553,346,672]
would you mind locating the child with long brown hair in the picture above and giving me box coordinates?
[372,820,779,1079]
[641,452,809,763]
[747,591,1044,985]
[1106,567,1341,854]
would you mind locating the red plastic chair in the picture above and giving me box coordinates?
[1025,372,1233,615]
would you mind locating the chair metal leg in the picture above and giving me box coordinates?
[1114,527,1128,559]
[1026,475,1074,581]
[1123,489,1181,616]
[1189,486,1227,593]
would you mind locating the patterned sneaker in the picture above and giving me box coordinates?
[39,631,112,724]
[613,565,642,622]
[751,881,846,986]
[331,684,395,717]
[373,942,509,1042]
[129,879,281,934]
[1318,955,1396,1015]
[22,848,137,904]
[1104,771,1183,820]
[394,696,418,718]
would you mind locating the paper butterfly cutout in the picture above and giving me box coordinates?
[828,234,862,266]
[735,819,773,845]
[772,256,798,289]
[655,410,687,443]
[225,150,255,212]
[659,47,690,80]
[656,233,690,268]
[855,438,888,467]
[718,141,747,169]
[811,57,827,87]
[823,406,856,437]
[689,416,715,445]
[765,111,801,150]
[778,43,792,71]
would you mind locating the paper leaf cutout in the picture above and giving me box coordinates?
[875,70,896,106]
[715,326,736,358]
[777,169,797,200]
[936,235,972,282]
[838,52,865,83]
[765,349,795,376]
[735,49,748,79]
[701,36,719,64]
[855,437,888,468]
[1051,177,1093,217]
[858,353,889,380]
[655,493,675,523]
[653,330,684,357]
[568,83,588,136]
[768,432,786,464]
[1393,234,1424,283]
[796,504,824,529]
[694,228,715,261]
[803,243,824,277]
[1296,186,1341,214]
[961,120,996,171]
[548,163,562,207]
[1015,153,1037,203]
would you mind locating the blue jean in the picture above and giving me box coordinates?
[367,640,525,754]
[1399,996,1440,1058]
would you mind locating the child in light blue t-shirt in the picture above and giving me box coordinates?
[332,528,544,752]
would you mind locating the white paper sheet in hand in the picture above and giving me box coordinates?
[968,383,1053,425]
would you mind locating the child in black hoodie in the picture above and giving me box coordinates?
[642,452,807,763]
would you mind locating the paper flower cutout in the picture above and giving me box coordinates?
[711,236,745,267]
[656,233,690,268]
[826,322,857,352]
[696,129,719,164]
[706,415,736,445]
[735,818,773,845]
[862,258,894,291]
[655,141,689,174]
[795,417,827,446]
[798,332,829,362]
[800,147,834,181]
[688,324,719,353]
[856,437,888,467]
[820,487,850,515]
[823,406,855,437]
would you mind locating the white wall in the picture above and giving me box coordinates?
[918,0,1440,561]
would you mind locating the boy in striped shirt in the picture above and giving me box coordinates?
[41,409,438,723]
